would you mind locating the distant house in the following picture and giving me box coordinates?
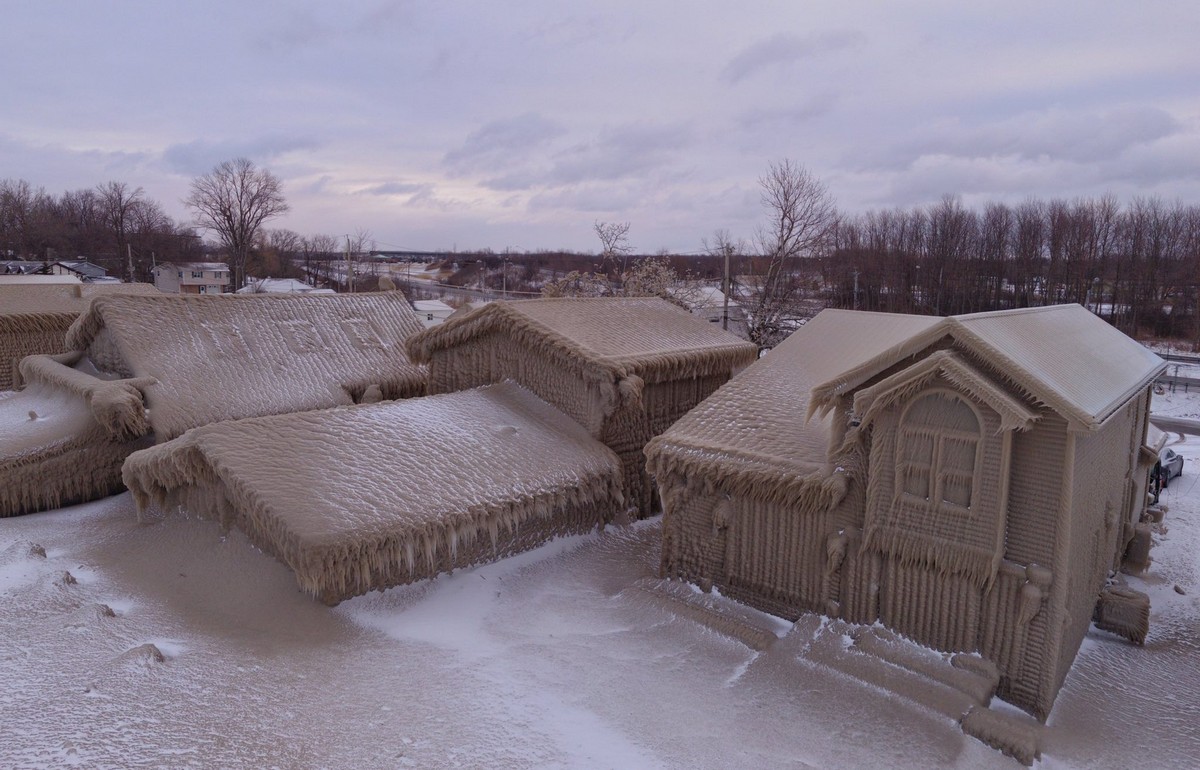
[153,262,230,294]
[406,297,758,516]
[412,299,455,328]
[646,304,1165,721]
[49,260,109,282]
[671,284,748,338]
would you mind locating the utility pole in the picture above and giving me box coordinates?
[853,270,860,311]
[126,244,134,284]
[722,246,731,331]
[345,235,353,293]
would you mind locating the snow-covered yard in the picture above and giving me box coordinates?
[1,396,1198,768]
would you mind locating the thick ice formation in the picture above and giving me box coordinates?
[123,383,625,603]
[0,355,154,517]
[1,291,429,517]
[406,296,758,515]
[647,304,1165,723]
[0,282,158,390]
[68,291,428,441]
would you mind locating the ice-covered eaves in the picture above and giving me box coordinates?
[122,383,626,604]
[849,350,1039,435]
[406,297,758,387]
[67,291,429,441]
[647,310,937,498]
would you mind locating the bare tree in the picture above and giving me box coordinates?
[743,159,838,348]
[184,158,289,290]
[301,233,340,288]
[594,220,632,276]
[345,228,375,292]
[96,181,145,281]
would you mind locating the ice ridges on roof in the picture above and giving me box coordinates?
[123,383,626,604]
[1,291,428,517]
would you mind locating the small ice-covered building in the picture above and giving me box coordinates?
[0,282,158,391]
[645,304,1164,721]
[123,382,626,604]
[412,299,455,328]
[1,292,427,517]
[406,297,758,516]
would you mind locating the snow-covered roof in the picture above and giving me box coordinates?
[808,304,1165,430]
[648,305,1164,499]
[647,309,939,502]
[66,292,427,441]
[671,284,739,310]
[412,299,454,313]
[236,278,323,294]
[407,297,757,383]
[52,260,107,279]
[155,261,230,272]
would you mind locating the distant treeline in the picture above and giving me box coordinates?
[0,178,204,281]
[821,195,1200,340]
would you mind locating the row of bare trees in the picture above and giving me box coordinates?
[824,195,1200,340]
[1,159,340,290]
[0,178,202,281]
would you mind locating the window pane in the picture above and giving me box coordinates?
[941,472,972,508]
[902,464,931,498]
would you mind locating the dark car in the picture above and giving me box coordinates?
[1159,448,1185,486]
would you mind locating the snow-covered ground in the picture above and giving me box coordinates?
[2,397,1198,768]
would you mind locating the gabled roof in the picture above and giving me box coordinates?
[66,292,427,441]
[646,309,940,504]
[809,304,1164,430]
[155,261,230,272]
[406,297,757,384]
[52,260,107,279]
[646,305,1163,503]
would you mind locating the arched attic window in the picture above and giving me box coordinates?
[897,390,981,514]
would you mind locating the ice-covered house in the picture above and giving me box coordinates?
[405,297,759,516]
[0,282,158,390]
[645,304,1164,721]
[1,292,427,517]
[123,382,627,604]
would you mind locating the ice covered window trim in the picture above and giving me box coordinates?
[895,391,982,516]
[898,426,979,513]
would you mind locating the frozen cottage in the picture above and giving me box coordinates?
[405,297,758,516]
[123,382,626,604]
[1,292,426,517]
[0,282,159,391]
[645,304,1165,720]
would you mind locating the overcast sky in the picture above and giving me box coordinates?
[2,1,1197,253]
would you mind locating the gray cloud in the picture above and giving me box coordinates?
[163,136,320,176]
[721,31,864,85]
[737,93,839,129]
[444,113,566,175]
[543,123,693,186]
[363,181,431,196]
[852,106,1180,174]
